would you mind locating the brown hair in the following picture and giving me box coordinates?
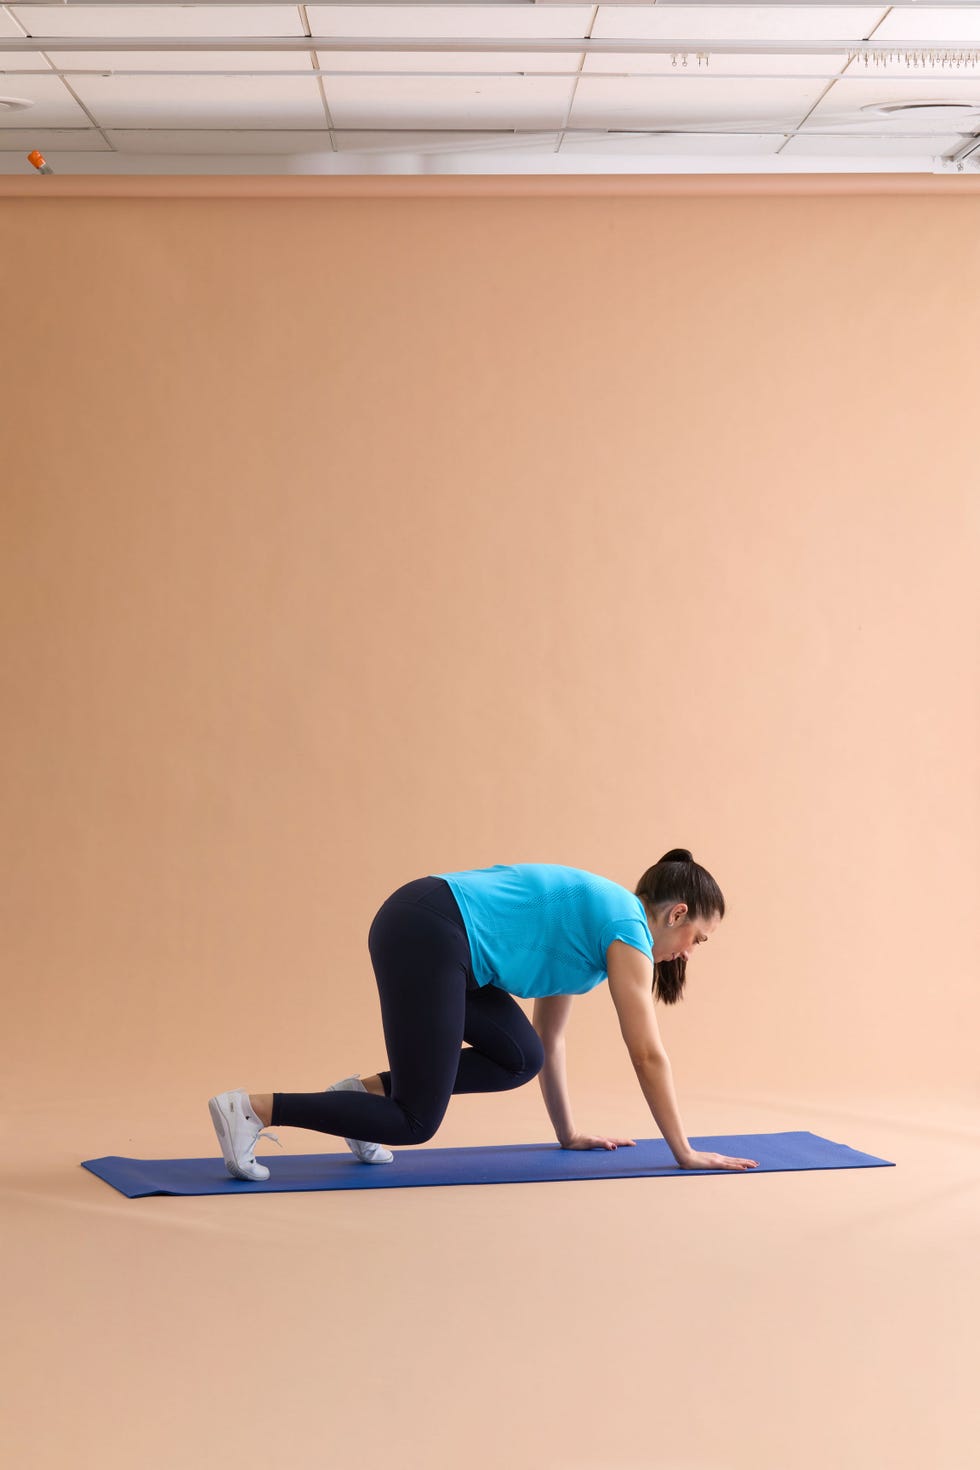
[635,848,725,1006]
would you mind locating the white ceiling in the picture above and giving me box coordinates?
[2,2,980,174]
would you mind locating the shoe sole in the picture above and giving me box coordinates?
[328,1082,394,1164]
[208,1095,269,1182]
[346,1139,394,1165]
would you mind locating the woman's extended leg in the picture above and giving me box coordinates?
[249,1070,383,1126]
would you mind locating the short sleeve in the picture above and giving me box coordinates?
[599,918,654,963]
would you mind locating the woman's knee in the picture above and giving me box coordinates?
[398,1102,450,1145]
[515,1030,545,1085]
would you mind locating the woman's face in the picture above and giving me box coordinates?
[649,905,721,964]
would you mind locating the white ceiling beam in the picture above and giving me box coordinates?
[5,0,980,7]
[5,36,980,53]
[12,65,980,79]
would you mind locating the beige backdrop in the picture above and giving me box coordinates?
[3,180,978,1470]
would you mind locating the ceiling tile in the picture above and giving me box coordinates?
[7,5,309,38]
[570,73,826,129]
[0,6,53,69]
[783,131,965,155]
[0,73,90,125]
[591,6,888,42]
[44,48,317,73]
[872,7,980,43]
[305,5,593,39]
[321,72,575,128]
[66,73,328,129]
[582,50,852,77]
[333,127,560,151]
[312,47,576,74]
[105,127,335,152]
[807,70,980,121]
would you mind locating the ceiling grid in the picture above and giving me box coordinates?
[2,2,980,174]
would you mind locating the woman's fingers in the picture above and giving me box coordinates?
[679,1150,759,1171]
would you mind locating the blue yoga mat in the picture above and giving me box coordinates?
[81,1131,894,1198]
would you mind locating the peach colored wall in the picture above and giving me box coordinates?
[3,183,978,1122]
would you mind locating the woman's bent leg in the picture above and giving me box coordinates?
[375,982,545,1098]
[455,983,546,1093]
[271,894,469,1146]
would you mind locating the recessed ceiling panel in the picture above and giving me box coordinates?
[312,47,576,74]
[582,50,851,76]
[43,48,317,73]
[0,6,53,70]
[55,61,328,129]
[871,7,980,43]
[7,5,309,38]
[591,6,888,42]
[806,69,980,125]
[569,74,831,130]
[783,131,965,155]
[305,5,594,39]
[0,74,91,126]
[333,127,561,152]
[321,72,576,129]
[105,128,337,153]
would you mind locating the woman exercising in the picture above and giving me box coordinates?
[208,848,758,1180]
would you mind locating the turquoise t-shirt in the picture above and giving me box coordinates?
[433,863,654,999]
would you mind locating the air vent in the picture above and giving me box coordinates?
[0,95,34,111]
[860,100,980,125]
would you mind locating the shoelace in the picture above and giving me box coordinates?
[245,1126,284,1165]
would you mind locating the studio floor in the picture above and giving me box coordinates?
[4,1084,978,1470]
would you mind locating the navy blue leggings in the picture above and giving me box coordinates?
[271,877,545,1145]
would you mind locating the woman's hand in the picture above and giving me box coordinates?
[678,1150,758,1171]
[560,1133,636,1151]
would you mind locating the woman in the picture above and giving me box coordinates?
[208,848,758,1180]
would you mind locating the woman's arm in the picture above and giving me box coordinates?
[533,995,577,1145]
[532,992,575,1048]
[532,990,641,1153]
[537,1038,577,1146]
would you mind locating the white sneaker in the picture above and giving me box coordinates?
[328,1076,393,1164]
[208,1089,284,1181]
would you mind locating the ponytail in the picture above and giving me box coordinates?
[635,850,725,1005]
